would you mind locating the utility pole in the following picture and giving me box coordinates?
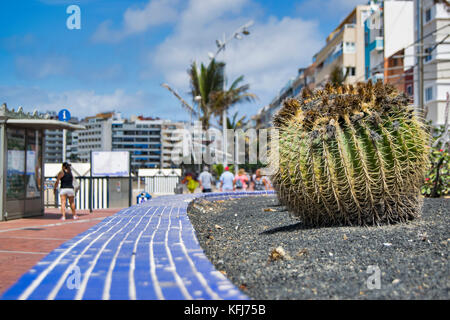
[210,21,254,168]
[62,129,67,162]
[418,0,425,113]
[221,32,228,168]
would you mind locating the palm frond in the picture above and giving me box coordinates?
[161,83,197,116]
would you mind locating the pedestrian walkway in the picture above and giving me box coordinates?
[0,208,120,295]
[1,191,274,300]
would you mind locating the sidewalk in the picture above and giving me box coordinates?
[0,192,275,300]
[0,208,121,295]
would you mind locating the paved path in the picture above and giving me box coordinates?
[1,191,274,300]
[0,209,120,295]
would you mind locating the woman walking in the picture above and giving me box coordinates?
[234,168,249,191]
[53,162,78,220]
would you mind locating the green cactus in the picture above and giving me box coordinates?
[271,80,430,226]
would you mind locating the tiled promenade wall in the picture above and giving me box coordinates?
[1,191,274,300]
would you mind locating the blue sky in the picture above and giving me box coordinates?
[0,0,367,123]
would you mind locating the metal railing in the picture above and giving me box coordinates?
[142,175,180,194]
[44,176,109,210]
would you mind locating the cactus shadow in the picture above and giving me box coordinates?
[260,222,324,234]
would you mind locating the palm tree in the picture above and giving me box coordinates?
[188,59,225,129]
[226,111,248,130]
[210,75,257,129]
[162,59,257,130]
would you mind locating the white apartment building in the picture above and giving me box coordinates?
[313,4,372,87]
[71,112,186,170]
[161,121,185,168]
[364,1,415,83]
[414,0,450,125]
[74,112,113,162]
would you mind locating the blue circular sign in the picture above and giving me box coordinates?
[58,109,71,122]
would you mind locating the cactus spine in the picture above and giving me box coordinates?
[271,80,430,226]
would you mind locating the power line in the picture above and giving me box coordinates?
[350,23,450,83]
[404,23,450,50]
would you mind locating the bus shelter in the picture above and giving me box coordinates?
[0,104,84,221]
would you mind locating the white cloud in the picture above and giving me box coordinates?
[92,0,180,43]
[0,86,165,118]
[151,0,322,112]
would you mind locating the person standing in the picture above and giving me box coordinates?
[251,169,268,191]
[181,172,199,193]
[53,162,78,220]
[234,168,249,191]
[198,166,214,193]
[219,166,235,192]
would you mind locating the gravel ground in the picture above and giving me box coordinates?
[187,195,449,300]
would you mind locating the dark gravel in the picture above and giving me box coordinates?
[187,195,449,300]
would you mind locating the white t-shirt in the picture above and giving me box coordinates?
[199,171,213,189]
[220,171,235,190]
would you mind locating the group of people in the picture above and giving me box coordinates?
[53,161,273,220]
[184,166,272,193]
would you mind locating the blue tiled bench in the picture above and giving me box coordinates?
[1,191,275,300]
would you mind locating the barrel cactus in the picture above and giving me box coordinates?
[271,80,430,227]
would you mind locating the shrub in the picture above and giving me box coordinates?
[271,81,430,227]
[421,124,449,197]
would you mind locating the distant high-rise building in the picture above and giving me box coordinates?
[69,112,185,172]
[161,121,185,168]
[44,129,63,163]
[74,112,114,162]
[43,111,79,163]
[111,117,163,170]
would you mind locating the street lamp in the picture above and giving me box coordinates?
[209,20,254,167]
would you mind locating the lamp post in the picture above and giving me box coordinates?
[209,20,253,167]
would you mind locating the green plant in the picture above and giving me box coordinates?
[188,59,226,129]
[329,65,350,86]
[226,111,248,130]
[421,124,449,197]
[212,164,235,177]
[210,75,257,128]
[271,80,430,226]
[163,59,256,131]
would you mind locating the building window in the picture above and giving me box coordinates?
[345,67,356,77]
[425,8,432,23]
[424,47,433,62]
[425,86,433,101]
[344,42,356,53]
[406,85,413,96]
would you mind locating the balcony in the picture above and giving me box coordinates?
[163,135,182,142]
[369,72,384,82]
[369,37,384,52]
